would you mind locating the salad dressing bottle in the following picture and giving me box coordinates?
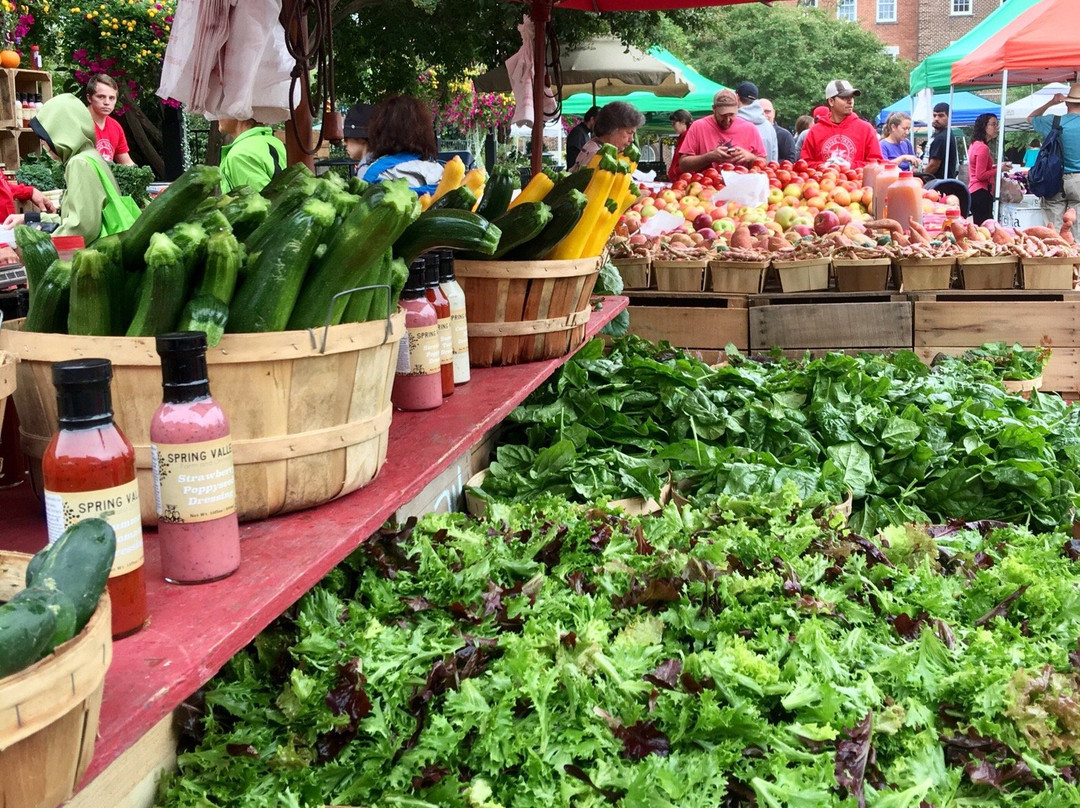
[438,249,470,385]
[392,259,442,411]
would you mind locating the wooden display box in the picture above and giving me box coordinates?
[958,255,1018,290]
[898,256,955,291]
[627,303,748,351]
[0,128,40,172]
[612,257,651,290]
[772,258,829,292]
[833,258,891,292]
[709,259,768,294]
[1020,257,1077,290]
[750,301,913,353]
[652,259,706,292]
[0,68,52,131]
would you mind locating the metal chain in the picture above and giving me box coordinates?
[279,0,336,155]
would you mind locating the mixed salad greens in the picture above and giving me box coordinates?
[159,492,1080,807]
[480,337,1080,535]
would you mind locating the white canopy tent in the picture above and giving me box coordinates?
[1002,82,1068,130]
[510,120,566,163]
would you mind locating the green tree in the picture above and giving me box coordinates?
[678,4,910,131]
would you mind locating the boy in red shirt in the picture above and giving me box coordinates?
[86,74,134,165]
[798,79,882,169]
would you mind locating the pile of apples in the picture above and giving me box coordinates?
[621,159,960,250]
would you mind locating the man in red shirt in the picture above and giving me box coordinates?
[677,89,764,171]
[798,79,882,169]
[86,74,134,165]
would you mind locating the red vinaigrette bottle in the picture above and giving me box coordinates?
[151,332,240,584]
[424,252,454,398]
[42,358,148,638]
[392,259,442,411]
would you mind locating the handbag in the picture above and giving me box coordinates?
[80,153,141,238]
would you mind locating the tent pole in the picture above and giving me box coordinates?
[944,86,955,180]
[529,0,553,177]
[994,69,1009,225]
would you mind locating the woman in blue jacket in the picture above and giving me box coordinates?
[362,96,443,195]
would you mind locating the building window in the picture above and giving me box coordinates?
[951,0,972,15]
[877,0,897,22]
[837,0,857,21]
[796,0,818,6]
[883,45,900,59]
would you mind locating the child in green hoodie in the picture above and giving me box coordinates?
[2,93,120,245]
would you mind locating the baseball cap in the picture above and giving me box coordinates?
[712,89,739,112]
[735,81,758,101]
[342,104,374,139]
[825,79,860,100]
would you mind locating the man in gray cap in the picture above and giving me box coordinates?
[342,104,375,171]
[798,79,882,168]
[735,81,777,163]
[676,88,765,171]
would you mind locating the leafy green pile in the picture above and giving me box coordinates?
[158,493,1080,807]
[480,338,1080,535]
[955,343,1052,382]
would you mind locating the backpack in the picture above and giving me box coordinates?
[81,153,141,238]
[1027,116,1064,199]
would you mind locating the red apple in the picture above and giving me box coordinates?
[747,222,769,237]
[693,213,714,231]
[696,227,718,240]
[814,210,840,236]
[792,224,815,238]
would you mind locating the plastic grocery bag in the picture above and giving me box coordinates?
[711,171,769,208]
[506,14,557,127]
[639,210,685,237]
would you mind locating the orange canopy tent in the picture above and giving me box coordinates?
[950,0,1080,87]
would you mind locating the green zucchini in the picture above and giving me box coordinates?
[228,198,337,333]
[543,167,593,209]
[119,164,220,273]
[485,202,552,259]
[287,179,421,330]
[29,517,116,633]
[14,225,58,293]
[340,251,409,324]
[220,193,270,241]
[198,209,232,234]
[506,190,588,260]
[244,181,315,254]
[347,176,369,196]
[23,259,71,333]
[259,162,313,201]
[474,165,514,219]
[126,233,187,337]
[425,185,477,213]
[0,588,59,677]
[196,229,243,304]
[68,248,113,336]
[392,209,501,266]
[34,580,78,649]
[177,293,229,347]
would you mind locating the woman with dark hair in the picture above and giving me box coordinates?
[792,114,814,157]
[667,108,693,179]
[967,112,1007,225]
[570,100,645,171]
[362,95,444,194]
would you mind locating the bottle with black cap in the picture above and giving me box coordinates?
[392,258,442,410]
[151,332,240,584]
[438,249,470,385]
[42,358,148,638]
[423,252,454,397]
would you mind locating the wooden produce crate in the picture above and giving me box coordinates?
[1020,256,1078,290]
[772,257,829,292]
[0,129,40,172]
[749,296,913,354]
[627,298,748,352]
[958,254,1018,290]
[897,256,955,291]
[612,257,651,290]
[0,68,52,131]
[709,259,768,294]
[914,297,1080,394]
[833,258,891,292]
[652,259,706,292]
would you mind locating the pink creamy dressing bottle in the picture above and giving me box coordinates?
[151,332,240,584]
[392,259,443,411]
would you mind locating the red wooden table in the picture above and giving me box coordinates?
[0,296,626,791]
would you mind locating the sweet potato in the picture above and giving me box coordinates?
[1024,225,1060,240]
[767,235,794,252]
[950,219,968,243]
[991,227,1014,246]
[729,225,754,251]
[966,222,980,242]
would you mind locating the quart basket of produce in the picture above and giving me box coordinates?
[708,258,769,294]
[454,256,601,367]
[957,253,1018,290]
[1,314,404,524]
[832,256,891,292]
[771,256,830,292]
[611,256,651,290]
[0,548,112,808]
[896,255,956,291]
[1019,255,1078,290]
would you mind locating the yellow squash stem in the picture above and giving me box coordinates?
[508,172,555,209]
[550,163,618,260]
[463,167,487,198]
[431,155,466,202]
[418,193,434,211]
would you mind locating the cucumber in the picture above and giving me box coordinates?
[119,164,220,273]
[392,209,502,266]
[177,293,229,347]
[14,225,58,293]
[506,190,588,260]
[68,248,113,336]
[228,198,337,333]
[286,179,421,330]
[23,259,71,333]
[474,165,514,220]
[126,232,187,337]
[0,588,59,677]
[29,518,116,633]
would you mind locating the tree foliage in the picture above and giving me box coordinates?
[678,4,911,130]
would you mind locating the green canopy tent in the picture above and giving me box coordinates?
[909,0,1046,94]
[559,47,725,116]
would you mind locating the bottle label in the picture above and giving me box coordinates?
[400,323,440,376]
[437,315,453,362]
[450,307,468,357]
[44,480,144,577]
[151,436,237,523]
[395,332,411,375]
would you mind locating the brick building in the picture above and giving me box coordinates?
[804,0,1002,62]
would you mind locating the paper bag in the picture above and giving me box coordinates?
[711,171,769,208]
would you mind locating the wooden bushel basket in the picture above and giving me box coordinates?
[455,257,601,367]
[0,552,112,808]
[1,313,405,524]
[958,254,1017,290]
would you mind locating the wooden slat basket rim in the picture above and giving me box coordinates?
[957,254,1019,266]
[455,258,599,279]
[653,258,709,269]
[770,257,831,269]
[1020,256,1080,266]
[0,551,112,750]
[832,257,892,268]
[709,258,771,270]
[897,256,957,267]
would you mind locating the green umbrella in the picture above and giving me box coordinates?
[559,47,725,116]
[909,0,1046,94]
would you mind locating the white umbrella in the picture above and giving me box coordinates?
[1002,82,1068,130]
